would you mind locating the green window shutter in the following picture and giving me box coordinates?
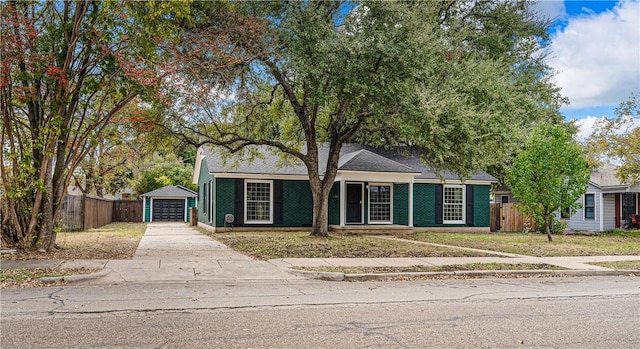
[466,184,474,226]
[234,179,244,225]
[273,180,283,224]
[435,184,443,224]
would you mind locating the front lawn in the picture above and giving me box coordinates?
[205,231,493,260]
[1,223,147,261]
[406,232,640,257]
[590,260,640,270]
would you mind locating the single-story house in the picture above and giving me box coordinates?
[140,185,197,222]
[563,165,640,231]
[193,143,497,233]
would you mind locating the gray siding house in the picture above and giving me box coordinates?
[564,165,639,231]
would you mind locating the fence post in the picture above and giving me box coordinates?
[190,207,198,226]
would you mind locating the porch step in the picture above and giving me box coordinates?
[328,225,413,235]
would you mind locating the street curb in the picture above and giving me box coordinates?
[289,269,639,282]
[287,269,345,281]
[39,269,111,285]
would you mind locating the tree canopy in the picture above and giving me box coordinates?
[506,124,590,241]
[0,1,186,250]
[585,93,640,185]
[159,1,566,236]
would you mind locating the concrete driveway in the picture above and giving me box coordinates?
[96,223,301,284]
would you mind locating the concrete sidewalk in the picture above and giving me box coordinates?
[2,223,639,283]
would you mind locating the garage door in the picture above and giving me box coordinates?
[152,199,185,222]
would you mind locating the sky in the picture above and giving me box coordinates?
[534,0,639,139]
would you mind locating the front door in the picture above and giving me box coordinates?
[622,193,637,224]
[346,183,363,224]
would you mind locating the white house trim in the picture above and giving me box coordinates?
[367,183,393,224]
[244,179,274,224]
[339,180,346,226]
[443,184,466,224]
[212,173,309,181]
[414,179,494,186]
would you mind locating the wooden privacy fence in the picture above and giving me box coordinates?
[57,195,142,232]
[113,200,143,222]
[490,203,536,232]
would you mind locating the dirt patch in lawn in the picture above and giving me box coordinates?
[294,262,565,274]
[1,223,146,261]
[0,268,98,288]
[205,231,494,260]
[406,232,640,257]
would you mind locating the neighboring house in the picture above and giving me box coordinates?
[140,185,197,223]
[66,185,134,200]
[564,165,640,231]
[491,185,519,204]
[193,143,497,233]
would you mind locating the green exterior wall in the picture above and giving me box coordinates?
[393,183,408,225]
[413,183,436,227]
[473,185,491,227]
[144,197,151,222]
[215,178,235,227]
[194,163,492,228]
[282,181,313,226]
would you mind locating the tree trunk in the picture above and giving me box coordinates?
[310,183,330,237]
[38,158,55,252]
[544,216,553,242]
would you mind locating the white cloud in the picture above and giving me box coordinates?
[532,0,567,21]
[549,0,640,109]
[575,114,640,141]
[575,115,602,140]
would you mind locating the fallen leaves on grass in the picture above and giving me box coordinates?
[0,268,98,288]
[1,223,146,261]
[208,232,492,260]
[294,262,564,274]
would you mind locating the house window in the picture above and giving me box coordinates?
[584,193,595,220]
[245,180,272,223]
[444,185,465,223]
[369,184,391,223]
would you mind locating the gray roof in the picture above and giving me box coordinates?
[203,143,497,182]
[589,164,626,187]
[338,149,419,173]
[140,185,197,198]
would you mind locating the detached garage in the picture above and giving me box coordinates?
[140,185,197,222]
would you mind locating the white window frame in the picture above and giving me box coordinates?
[244,179,273,224]
[443,185,465,224]
[584,193,596,220]
[368,183,393,224]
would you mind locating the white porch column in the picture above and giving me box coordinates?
[339,180,346,227]
[599,192,604,231]
[408,179,414,227]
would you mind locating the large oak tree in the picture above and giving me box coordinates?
[161,0,566,237]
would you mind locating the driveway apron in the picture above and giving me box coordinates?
[99,223,299,284]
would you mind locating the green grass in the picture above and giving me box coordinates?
[0,268,97,288]
[589,260,640,270]
[205,231,493,260]
[407,232,640,257]
[294,262,565,274]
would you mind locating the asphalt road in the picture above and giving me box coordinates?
[2,276,639,348]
